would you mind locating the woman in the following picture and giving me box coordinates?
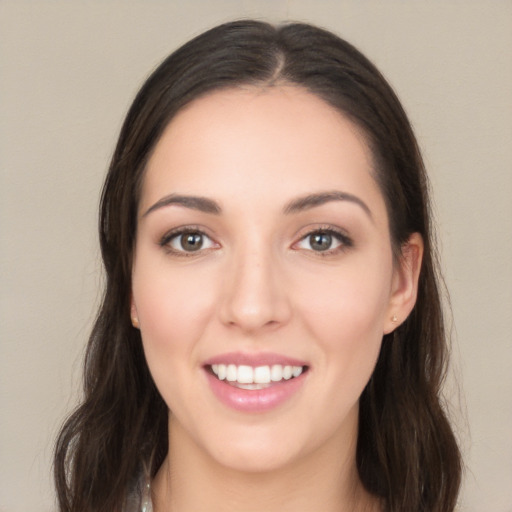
[54,20,462,512]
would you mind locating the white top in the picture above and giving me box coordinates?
[124,476,153,512]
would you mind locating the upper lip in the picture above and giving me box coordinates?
[203,351,309,368]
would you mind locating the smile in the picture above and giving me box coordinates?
[203,354,309,412]
[210,364,305,389]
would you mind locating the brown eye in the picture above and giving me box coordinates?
[179,232,203,251]
[164,230,216,253]
[295,229,352,254]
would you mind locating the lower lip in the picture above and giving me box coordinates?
[205,370,307,413]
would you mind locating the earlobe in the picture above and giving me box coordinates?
[130,297,140,329]
[384,233,424,334]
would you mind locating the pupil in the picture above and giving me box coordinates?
[181,233,202,251]
[311,233,332,251]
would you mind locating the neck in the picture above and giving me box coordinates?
[151,416,380,512]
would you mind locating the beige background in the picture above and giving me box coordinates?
[1,1,511,511]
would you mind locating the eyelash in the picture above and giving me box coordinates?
[159,225,217,257]
[293,227,353,256]
[158,225,353,257]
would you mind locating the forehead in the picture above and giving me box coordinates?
[141,85,384,218]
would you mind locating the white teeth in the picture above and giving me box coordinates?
[237,365,254,384]
[254,365,271,384]
[217,364,227,380]
[270,364,283,382]
[226,364,237,382]
[211,364,304,385]
[292,366,303,378]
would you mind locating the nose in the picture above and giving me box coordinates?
[218,244,292,333]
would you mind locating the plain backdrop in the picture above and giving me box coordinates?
[1,1,511,511]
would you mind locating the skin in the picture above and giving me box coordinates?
[131,85,423,511]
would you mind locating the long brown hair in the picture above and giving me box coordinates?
[54,20,461,512]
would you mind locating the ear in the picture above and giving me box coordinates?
[130,296,140,329]
[383,232,424,334]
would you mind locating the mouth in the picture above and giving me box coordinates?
[207,364,308,390]
[203,353,309,412]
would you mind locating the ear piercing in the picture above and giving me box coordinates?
[131,316,140,329]
[391,314,398,323]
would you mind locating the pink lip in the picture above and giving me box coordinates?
[203,351,308,367]
[203,352,309,413]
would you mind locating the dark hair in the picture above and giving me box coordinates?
[54,20,461,512]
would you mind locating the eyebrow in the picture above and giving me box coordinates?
[143,194,221,217]
[283,191,373,219]
[143,190,372,219]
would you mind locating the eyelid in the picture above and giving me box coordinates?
[159,225,220,255]
[292,225,353,254]
[158,224,352,256]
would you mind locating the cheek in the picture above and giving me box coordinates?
[295,254,393,381]
[133,260,216,346]
[284,254,394,445]
[131,260,219,407]
[302,264,391,339]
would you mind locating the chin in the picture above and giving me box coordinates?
[190,421,306,474]
[212,443,298,474]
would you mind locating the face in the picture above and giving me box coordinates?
[131,86,418,473]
